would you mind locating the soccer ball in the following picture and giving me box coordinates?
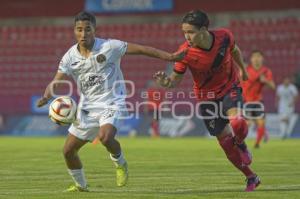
[49,96,77,125]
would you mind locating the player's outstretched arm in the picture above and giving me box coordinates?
[153,71,183,88]
[126,43,186,62]
[37,72,68,107]
[259,75,276,90]
[231,44,248,81]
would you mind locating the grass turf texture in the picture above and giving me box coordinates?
[0,137,299,199]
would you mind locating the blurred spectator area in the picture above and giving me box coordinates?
[0,17,300,114]
[230,17,300,111]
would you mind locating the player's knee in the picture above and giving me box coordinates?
[230,116,247,128]
[63,147,76,159]
[99,133,114,147]
[98,126,116,147]
[230,116,248,140]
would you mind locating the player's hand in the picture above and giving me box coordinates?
[37,97,49,107]
[168,49,188,62]
[153,71,170,87]
[259,75,267,83]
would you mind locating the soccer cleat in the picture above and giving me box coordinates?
[116,162,128,187]
[235,141,252,165]
[245,175,261,192]
[63,185,89,192]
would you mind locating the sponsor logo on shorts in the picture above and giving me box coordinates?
[102,109,116,120]
[209,120,215,129]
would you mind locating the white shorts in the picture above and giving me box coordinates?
[278,107,294,121]
[68,106,127,142]
[279,112,294,121]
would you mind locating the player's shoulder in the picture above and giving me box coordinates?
[90,37,109,51]
[277,84,284,90]
[246,65,254,71]
[213,28,234,37]
[105,38,126,48]
[177,41,190,50]
[290,84,298,91]
[261,65,272,73]
[65,44,77,56]
[60,44,78,64]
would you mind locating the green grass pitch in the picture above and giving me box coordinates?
[0,136,300,199]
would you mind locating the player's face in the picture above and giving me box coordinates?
[283,78,290,86]
[182,23,203,47]
[250,53,264,68]
[74,20,95,47]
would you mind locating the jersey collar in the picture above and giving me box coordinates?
[75,38,98,59]
[196,31,215,52]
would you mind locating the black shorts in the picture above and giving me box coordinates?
[199,86,243,136]
[244,102,265,119]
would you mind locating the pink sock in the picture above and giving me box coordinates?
[218,134,255,177]
[256,126,265,145]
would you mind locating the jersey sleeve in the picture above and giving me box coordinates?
[291,85,299,96]
[58,51,71,76]
[173,44,188,74]
[109,39,128,58]
[174,62,187,74]
[265,69,274,81]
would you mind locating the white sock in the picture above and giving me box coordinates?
[286,122,292,137]
[68,168,87,188]
[110,152,126,167]
[280,122,288,137]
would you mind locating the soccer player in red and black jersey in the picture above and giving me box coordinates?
[242,51,275,148]
[154,10,260,192]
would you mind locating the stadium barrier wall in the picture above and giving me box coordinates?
[1,113,299,138]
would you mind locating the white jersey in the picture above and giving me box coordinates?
[276,83,298,114]
[58,38,128,113]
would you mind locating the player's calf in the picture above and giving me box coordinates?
[98,124,121,154]
[234,140,252,166]
[229,116,252,165]
[99,135,120,153]
[217,132,255,178]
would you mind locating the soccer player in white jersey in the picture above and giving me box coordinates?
[37,11,184,192]
[276,77,298,139]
